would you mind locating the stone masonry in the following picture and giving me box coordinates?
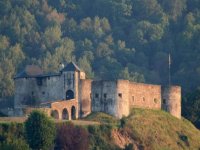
[13,62,182,120]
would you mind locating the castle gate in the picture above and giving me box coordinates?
[66,90,74,100]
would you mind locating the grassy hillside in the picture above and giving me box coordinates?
[0,109,200,150]
[85,108,200,150]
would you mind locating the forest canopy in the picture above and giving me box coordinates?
[0,0,200,99]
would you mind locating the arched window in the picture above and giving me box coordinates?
[71,106,76,120]
[51,110,59,119]
[62,108,69,120]
[66,90,74,100]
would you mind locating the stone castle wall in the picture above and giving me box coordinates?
[116,80,130,118]
[50,99,78,120]
[91,80,118,117]
[14,76,63,108]
[161,86,181,119]
[129,82,161,109]
[14,63,181,119]
[79,79,92,117]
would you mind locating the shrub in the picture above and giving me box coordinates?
[55,123,89,150]
[25,110,56,150]
[0,138,30,150]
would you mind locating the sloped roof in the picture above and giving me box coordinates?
[15,65,43,79]
[61,62,81,72]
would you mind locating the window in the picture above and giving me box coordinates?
[163,99,166,104]
[118,93,122,98]
[95,93,99,98]
[42,91,45,95]
[132,96,134,102]
[37,78,43,86]
[154,98,158,103]
[66,90,74,100]
[31,91,34,95]
[143,97,145,101]
[104,93,107,98]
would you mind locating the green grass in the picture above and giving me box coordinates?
[84,112,119,125]
[0,109,200,150]
[86,108,200,150]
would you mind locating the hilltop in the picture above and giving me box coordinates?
[85,108,200,150]
[0,108,200,150]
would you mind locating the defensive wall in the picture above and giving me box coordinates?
[89,80,181,119]
[161,86,181,119]
[12,63,181,120]
[128,82,161,109]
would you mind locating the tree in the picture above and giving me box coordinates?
[25,110,56,150]
[158,0,186,21]
[55,123,89,150]
[183,88,200,129]
[78,56,94,78]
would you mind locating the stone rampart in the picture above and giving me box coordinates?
[129,82,161,109]
[79,79,92,117]
[161,86,181,119]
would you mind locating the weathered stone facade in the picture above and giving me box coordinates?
[13,62,182,119]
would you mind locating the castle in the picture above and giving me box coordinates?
[13,62,181,120]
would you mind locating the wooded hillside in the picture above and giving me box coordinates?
[0,0,200,127]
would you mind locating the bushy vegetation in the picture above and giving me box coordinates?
[87,125,120,150]
[0,123,29,150]
[0,109,200,149]
[55,122,89,150]
[25,110,56,150]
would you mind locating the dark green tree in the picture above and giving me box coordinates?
[25,110,56,150]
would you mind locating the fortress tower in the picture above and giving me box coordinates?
[161,86,181,119]
[60,62,86,118]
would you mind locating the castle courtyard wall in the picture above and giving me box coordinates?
[91,81,117,117]
[14,76,63,108]
[129,82,161,109]
[79,79,92,117]
[116,80,130,118]
[161,86,181,119]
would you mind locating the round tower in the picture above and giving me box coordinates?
[161,86,181,119]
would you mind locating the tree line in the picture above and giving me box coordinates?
[0,0,200,127]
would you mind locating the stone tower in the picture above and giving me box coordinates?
[161,86,181,119]
[60,62,85,117]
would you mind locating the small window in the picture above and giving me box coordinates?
[143,97,145,101]
[37,78,43,86]
[163,99,166,104]
[67,73,71,79]
[90,93,92,98]
[48,77,50,80]
[104,93,107,98]
[42,91,45,95]
[95,93,99,98]
[118,93,122,98]
[31,91,34,95]
[132,96,134,102]
[154,98,158,103]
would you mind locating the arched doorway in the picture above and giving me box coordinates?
[51,110,59,119]
[71,106,76,120]
[66,90,74,100]
[62,108,69,120]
